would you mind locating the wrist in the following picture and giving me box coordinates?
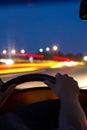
[60,95,79,107]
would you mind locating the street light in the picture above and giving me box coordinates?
[46,47,50,52]
[2,50,7,54]
[39,48,43,53]
[52,45,58,51]
[11,49,16,54]
[20,49,25,54]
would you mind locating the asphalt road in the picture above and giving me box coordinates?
[0,64,87,89]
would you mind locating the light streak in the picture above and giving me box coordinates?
[0,61,84,74]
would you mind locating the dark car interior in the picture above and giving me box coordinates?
[0,73,87,129]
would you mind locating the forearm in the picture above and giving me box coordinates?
[58,97,87,130]
[44,74,87,130]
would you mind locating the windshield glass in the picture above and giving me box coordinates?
[0,1,87,89]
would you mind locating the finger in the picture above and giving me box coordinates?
[44,80,54,89]
[64,74,68,77]
[55,73,62,77]
[55,73,63,81]
[4,84,16,97]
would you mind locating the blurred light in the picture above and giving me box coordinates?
[39,48,43,53]
[2,50,7,54]
[29,57,34,63]
[15,53,44,59]
[0,61,84,74]
[64,61,77,67]
[0,59,14,65]
[50,61,84,69]
[6,59,14,65]
[52,45,58,51]
[11,49,16,54]
[20,49,25,54]
[54,56,71,61]
[46,47,50,52]
[83,56,87,61]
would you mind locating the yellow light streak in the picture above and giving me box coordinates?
[0,61,84,74]
[0,67,38,74]
[50,61,84,68]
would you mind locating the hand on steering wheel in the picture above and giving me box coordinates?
[44,73,80,100]
[0,82,16,107]
[0,73,55,107]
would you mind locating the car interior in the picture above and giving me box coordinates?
[0,73,86,129]
[0,0,87,129]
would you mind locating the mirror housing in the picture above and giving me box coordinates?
[80,0,87,20]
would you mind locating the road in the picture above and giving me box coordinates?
[0,63,87,89]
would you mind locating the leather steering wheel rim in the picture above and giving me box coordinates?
[1,73,55,92]
[1,73,85,93]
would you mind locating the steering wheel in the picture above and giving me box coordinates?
[1,73,59,130]
[1,73,55,92]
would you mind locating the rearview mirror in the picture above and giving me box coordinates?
[80,0,87,20]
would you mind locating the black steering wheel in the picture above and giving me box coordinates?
[1,73,59,130]
[1,73,84,93]
[1,73,56,92]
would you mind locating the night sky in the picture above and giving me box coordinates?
[0,1,87,54]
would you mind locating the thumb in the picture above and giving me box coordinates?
[44,80,54,89]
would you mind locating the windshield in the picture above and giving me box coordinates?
[0,1,87,89]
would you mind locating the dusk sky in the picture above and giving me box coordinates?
[0,1,87,54]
